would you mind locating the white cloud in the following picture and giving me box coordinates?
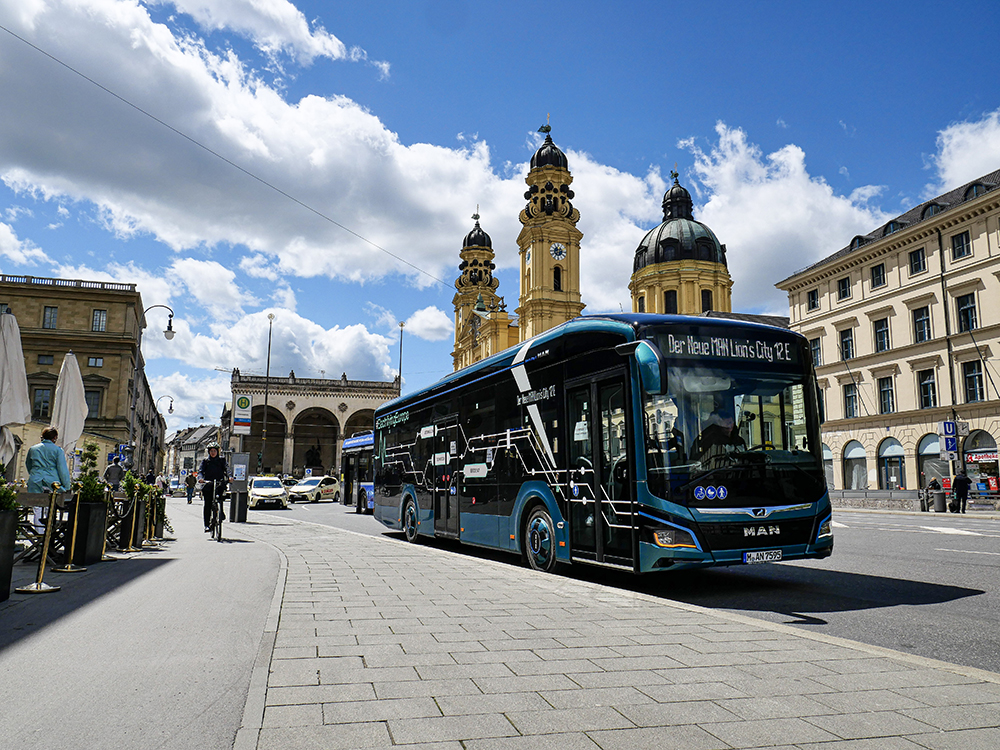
[926,108,1000,196]
[405,306,453,342]
[153,0,388,71]
[148,371,232,431]
[169,257,252,321]
[680,123,889,314]
[0,221,51,264]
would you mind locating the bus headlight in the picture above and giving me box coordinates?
[816,516,833,540]
[653,527,698,549]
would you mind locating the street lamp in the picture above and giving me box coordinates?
[156,395,174,414]
[398,321,405,381]
[129,304,175,470]
[260,313,275,473]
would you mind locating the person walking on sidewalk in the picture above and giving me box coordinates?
[103,455,126,491]
[952,470,972,514]
[199,442,229,532]
[185,471,197,504]
[25,426,71,493]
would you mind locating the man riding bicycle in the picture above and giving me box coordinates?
[199,441,229,532]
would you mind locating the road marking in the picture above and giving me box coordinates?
[920,526,981,535]
[832,521,850,528]
[936,548,1000,556]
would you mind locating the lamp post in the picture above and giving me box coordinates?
[129,305,175,471]
[155,395,174,415]
[398,321,405,382]
[260,313,275,473]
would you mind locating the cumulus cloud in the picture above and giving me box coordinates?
[405,306,453,342]
[169,257,252,321]
[926,108,1000,196]
[152,0,388,71]
[0,221,50,264]
[680,123,889,314]
[148,371,233,431]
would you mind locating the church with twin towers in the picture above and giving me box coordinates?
[451,125,735,370]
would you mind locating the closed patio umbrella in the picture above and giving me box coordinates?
[51,352,90,469]
[0,311,31,469]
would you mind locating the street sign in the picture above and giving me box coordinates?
[944,436,958,452]
[957,421,970,437]
[939,449,958,461]
[938,421,956,437]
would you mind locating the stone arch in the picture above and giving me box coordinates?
[291,407,340,477]
[247,405,287,475]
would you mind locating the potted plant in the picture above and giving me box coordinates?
[68,442,111,565]
[0,481,20,602]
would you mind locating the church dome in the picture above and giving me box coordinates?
[530,133,568,170]
[463,218,492,249]
[633,175,726,272]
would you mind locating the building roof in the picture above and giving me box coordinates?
[633,175,727,272]
[779,168,1000,285]
[530,133,568,170]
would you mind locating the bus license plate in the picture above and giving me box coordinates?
[744,550,782,564]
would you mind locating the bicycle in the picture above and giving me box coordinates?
[206,479,227,542]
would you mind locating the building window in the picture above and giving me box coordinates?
[636,296,645,313]
[0,303,8,314]
[843,383,858,419]
[956,293,977,332]
[664,290,677,314]
[878,376,895,414]
[922,204,941,219]
[88,357,104,367]
[92,309,108,332]
[761,420,774,445]
[883,221,903,236]
[32,388,52,419]
[908,247,926,275]
[809,338,821,367]
[870,263,886,288]
[963,361,984,403]
[873,318,890,352]
[43,306,58,329]
[839,328,854,360]
[806,289,819,310]
[837,276,851,300]
[37,354,54,365]
[965,184,986,200]
[84,389,102,419]
[701,289,713,312]
[951,230,971,260]
[913,306,931,343]
[918,369,937,409]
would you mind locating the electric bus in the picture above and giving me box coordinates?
[373,313,833,573]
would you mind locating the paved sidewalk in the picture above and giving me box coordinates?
[230,513,1000,750]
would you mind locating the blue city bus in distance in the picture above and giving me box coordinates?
[342,431,375,514]
[373,313,833,573]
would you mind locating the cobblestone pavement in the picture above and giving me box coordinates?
[232,514,1000,750]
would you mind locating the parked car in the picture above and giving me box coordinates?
[288,475,341,504]
[281,476,298,487]
[248,476,290,509]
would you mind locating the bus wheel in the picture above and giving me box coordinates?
[355,491,365,514]
[403,500,419,542]
[524,506,557,573]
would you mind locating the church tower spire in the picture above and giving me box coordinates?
[515,124,585,341]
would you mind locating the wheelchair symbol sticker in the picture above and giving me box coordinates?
[694,486,706,500]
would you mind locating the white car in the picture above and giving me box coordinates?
[248,476,290,509]
[288,476,341,503]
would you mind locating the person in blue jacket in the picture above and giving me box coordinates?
[25,426,72,493]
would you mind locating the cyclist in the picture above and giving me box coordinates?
[199,441,229,532]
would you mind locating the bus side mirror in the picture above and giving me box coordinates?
[616,340,667,395]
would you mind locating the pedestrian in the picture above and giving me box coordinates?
[103,455,126,491]
[185,471,197,504]
[952,470,972,514]
[25,426,71,493]
[144,470,155,486]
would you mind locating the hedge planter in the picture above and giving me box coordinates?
[1,509,16,602]
[69,502,108,565]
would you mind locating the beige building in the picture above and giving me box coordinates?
[776,170,1000,493]
[0,274,167,480]
[228,370,399,476]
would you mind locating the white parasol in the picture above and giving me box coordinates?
[51,351,90,467]
[0,311,32,468]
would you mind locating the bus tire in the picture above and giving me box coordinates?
[403,499,419,542]
[355,490,365,514]
[524,505,557,573]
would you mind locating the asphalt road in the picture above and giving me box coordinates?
[270,500,1000,674]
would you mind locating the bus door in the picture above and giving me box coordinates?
[433,416,461,537]
[566,374,635,567]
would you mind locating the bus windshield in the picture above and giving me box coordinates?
[641,338,824,508]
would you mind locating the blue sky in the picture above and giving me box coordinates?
[2,0,1000,431]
